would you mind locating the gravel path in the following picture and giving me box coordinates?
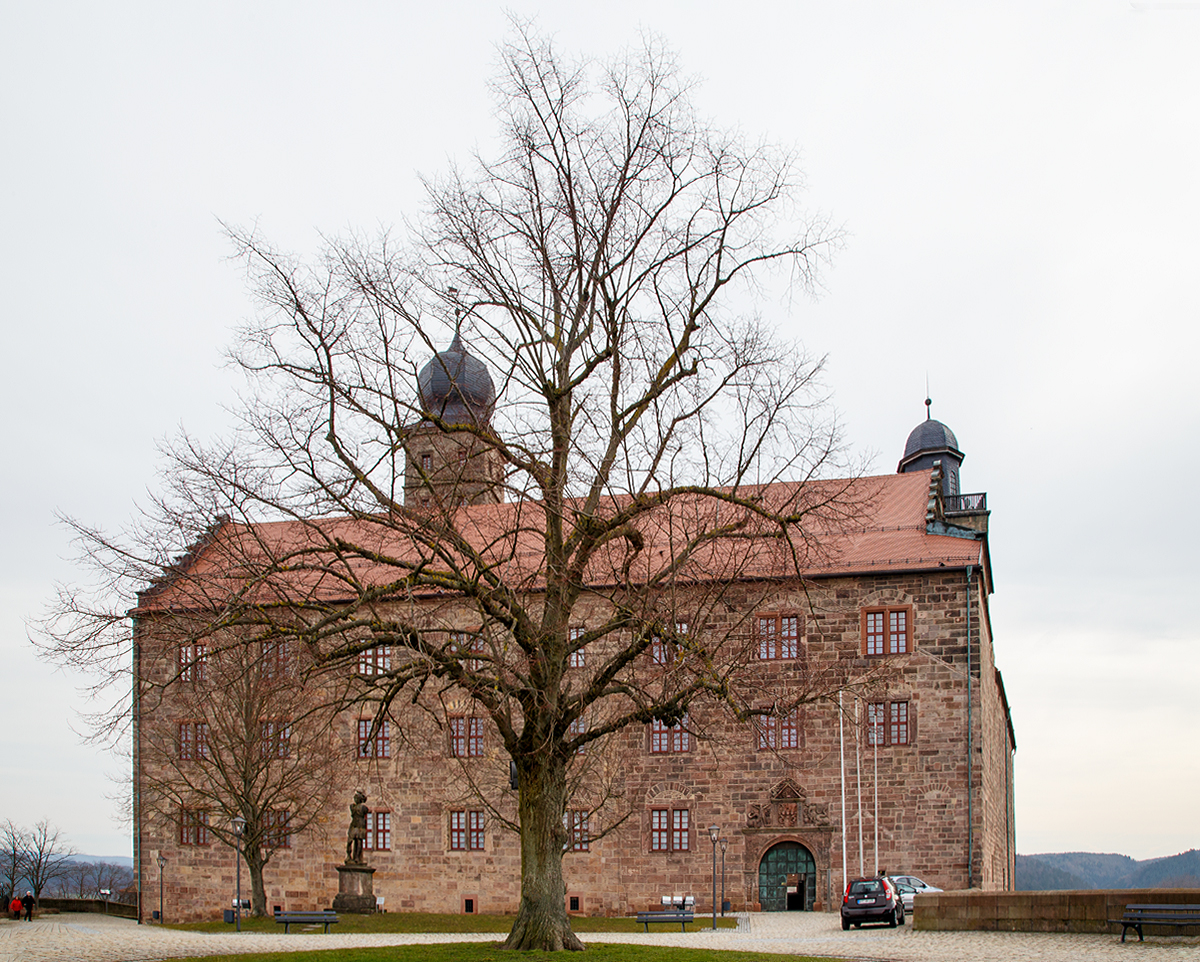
[2,910,1197,962]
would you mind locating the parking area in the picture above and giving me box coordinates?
[1,910,1198,962]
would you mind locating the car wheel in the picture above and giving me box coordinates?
[842,917,850,931]
[888,908,898,928]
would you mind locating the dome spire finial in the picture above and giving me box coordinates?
[925,396,932,420]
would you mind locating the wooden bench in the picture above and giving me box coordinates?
[635,910,695,932]
[1111,904,1200,942]
[274,910,340,933]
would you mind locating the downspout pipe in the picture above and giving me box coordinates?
[965,565,973,889]
[132,615,142,923]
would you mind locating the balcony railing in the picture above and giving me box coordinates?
[944,492,987,513]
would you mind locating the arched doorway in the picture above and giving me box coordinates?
[758,841,816,911]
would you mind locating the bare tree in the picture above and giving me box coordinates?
[23,821,74,905]
[1,821,27,904]
[40,27,883,950]
[136,628,347,915]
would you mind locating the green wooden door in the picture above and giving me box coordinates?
[758,842,816,911]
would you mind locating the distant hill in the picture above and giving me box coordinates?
[1015,855,1091,890]
[1017,850,1200,890]
[69,855,134,869]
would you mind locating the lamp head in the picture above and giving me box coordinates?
[708,823,720,843]
[232,815,247,837]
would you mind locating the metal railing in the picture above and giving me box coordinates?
[944,492,987,513]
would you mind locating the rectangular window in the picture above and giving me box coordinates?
[469,810,485,851]
[757,614,800,660]
[365,811,391,851]
[451,632,485,671]
[358,645,391,676]
[568,716,587,753]
[650,622,687,665]
[261,640,290,679]
[651,807,690,852]
[862,606,912,656]
[178,721,209,760]
[261,719,291,759]
[178,643,206,683]
[564,810,589,851]
[868,700,911,746]
[263,809,291,849]
[568,626,586,668]
[357,719,391,758]
[755,710,800,750]
[650,716,690,753]
[420,453,433,472]
[450,716,485,757]
[179,809,209,845]
[450,810,484,851]
[672,808,690,851]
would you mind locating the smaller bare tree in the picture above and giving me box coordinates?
[23,821,74,905]
[137,627,347,915]
[1,821,28,904]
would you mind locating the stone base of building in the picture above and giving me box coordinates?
[332,863,377,913]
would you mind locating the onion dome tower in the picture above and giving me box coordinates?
[897,398,964,498]
[415,333,497,427]
[405,334,502,508]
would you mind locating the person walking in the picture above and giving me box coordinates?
[21,891,33,921]
[8,895,20,920]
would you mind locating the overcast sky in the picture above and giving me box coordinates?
[2,1,1197,864]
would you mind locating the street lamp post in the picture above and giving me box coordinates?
[719,837,728,915]
[156,854,166,924]
[232,815,246,932]
[708,824,720,931]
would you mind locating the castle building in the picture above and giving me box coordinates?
[132,338,1015,921]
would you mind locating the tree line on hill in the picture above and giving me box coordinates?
[1016,850,1200,890]
[2,819,134,906]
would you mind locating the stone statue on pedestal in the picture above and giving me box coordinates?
[346,790,369,864]
[333,789,377,913]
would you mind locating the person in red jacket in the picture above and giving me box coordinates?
[8,895,20,920]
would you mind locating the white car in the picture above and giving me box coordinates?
[890,875,943,894]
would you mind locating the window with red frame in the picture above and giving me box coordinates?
[564,811,589,851]
[568,626,586,668]
[179,808,209,845]
[357,645,391,676]
[178,721,209,760]
[650,716,690,753]
[862,606,911,656]
[650,622,687,665]
[756,710,800,750]
[178,643,206,682]
[449,716,485,757]
[263,809,291,848]
[420,453,432,472]
[568,716,588,753]
[364,811,391,851]
[650,807,690,852]
[450,810,485,851]
[451,632,485,671]
[757,614,800,660]
[867,700,911,745]
[261,639,290,679]
[260,719,291,758]
[357,719,391,758]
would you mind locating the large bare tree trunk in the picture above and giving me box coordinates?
[247,852,269,917]
[502,753,583,951]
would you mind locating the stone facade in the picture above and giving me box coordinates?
[135,545,1015,921]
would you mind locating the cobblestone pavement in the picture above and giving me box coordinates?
[2,910,1198,962]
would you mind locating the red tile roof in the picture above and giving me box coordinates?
[135,469,984,613]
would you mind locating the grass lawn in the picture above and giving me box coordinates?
[172,913,739,935]
[166,942,839,962]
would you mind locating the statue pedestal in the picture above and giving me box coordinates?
[332,863,376,913]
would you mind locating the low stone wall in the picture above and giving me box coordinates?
[35,897,138,919]
[913,889,1200,934]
